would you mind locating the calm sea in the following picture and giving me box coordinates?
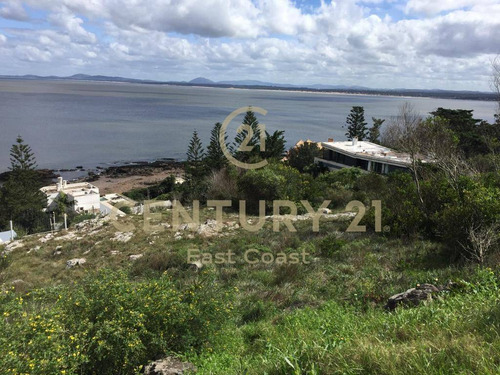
[0,80,497,173]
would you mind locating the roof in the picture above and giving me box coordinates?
[294,139,323,149]
[321,140,421,166]
[41,181,99,195]
[0,230,17,243]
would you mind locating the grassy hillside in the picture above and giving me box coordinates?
[1,211,499,374]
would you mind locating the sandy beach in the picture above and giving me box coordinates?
[92,169,183,195]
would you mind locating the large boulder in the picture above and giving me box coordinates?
[66,258,87,269]
[386,283,444,310]
[144,357,196,375]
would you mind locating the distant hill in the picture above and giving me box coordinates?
[189,77,214,84]
[0,74,496,101]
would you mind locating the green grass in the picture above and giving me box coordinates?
[0,211,499,374]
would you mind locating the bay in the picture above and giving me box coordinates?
[0,80,496,173]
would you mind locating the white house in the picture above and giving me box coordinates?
[315,138,427,174]
[41,177,100,214]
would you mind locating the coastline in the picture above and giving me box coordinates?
[0,159,184,195]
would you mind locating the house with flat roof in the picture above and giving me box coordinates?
[41,177,100,214]
[315,138,426,174]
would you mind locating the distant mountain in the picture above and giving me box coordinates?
[0,73,155,84]
[189,77,214,84]
[308,84,371,90]
[218,79,296,87]
[0,73,495,101]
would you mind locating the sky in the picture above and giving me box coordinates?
[0,0,499,91]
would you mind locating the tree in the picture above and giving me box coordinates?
[287,142,322,173]
[184,131,207,201]
[233,108,264,162]
[9,136,38,170]
[344,106,368,141]
[381,103,425,204]
[368,117,385,143]
[186,131,205,164]
[430,108,485,156]
[0,136,47,233]
[263,130,286,160]
[492,55,500,120]
[205,122,227,172]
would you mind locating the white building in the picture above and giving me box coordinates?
[0,229,17,244]
[41,177,100,214]
[315,138,427,174]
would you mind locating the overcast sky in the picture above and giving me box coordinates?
[0,0,499,91]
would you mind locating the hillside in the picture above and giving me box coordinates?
[1,206,499,374]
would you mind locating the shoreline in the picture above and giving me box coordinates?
[0,159,185,195]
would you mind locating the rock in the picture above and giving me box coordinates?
[40,233,54,243]
[129,254,143,261]
[144,357,197,375]
[386,283,442,310]
[27,246,41,254]
[55,232,77,241]
[66,258,86,269]
[4,240,24,253]
[111,232,133,243]
[53,251,62,256]
[321,208,332,214]
[111,250,120,255]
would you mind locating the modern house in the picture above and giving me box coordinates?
[315,138,421,174]
[41,177,100,214]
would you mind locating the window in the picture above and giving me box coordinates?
[372,162,383,173]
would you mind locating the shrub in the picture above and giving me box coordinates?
[0,269,231,375]
[206,167,239,201]
[287,142,322,173]
[124,176,176,202]
[238,163,306,214]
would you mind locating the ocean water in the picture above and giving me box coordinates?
[0,80,497,173]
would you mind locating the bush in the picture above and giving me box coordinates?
[238,163,306,214]
[206,167,239,201]
[119,206,132,214]
[0,269,231,375]
[287,142,322,173]
[124,176,176,202]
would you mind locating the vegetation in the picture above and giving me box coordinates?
[344,106,368,141]
[368,117,385,143]
[0,136,48,234]
[287,141,323,174]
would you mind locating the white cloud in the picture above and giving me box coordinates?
[405,0,498,16]
[15,45,52,62]
[48,9,97,44]
[0,0,28,21]
[0,0,498,90]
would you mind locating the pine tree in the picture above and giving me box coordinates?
[0,136,47,233]
[344,106,368,141]
[263,130,286,160]
[186,131,205,163]
[233,109,263,162]
[368,117,385,143]
[9,135,38,170]
[205,122,228,171]
[184,130,207,201]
